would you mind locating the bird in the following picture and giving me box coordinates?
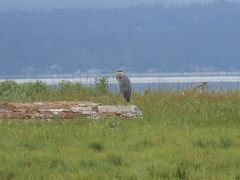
[115,71,132,102]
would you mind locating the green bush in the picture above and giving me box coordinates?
[94,77,109,94]
[0,81,18,95]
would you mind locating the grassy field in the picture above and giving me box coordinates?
[0,81,240,179]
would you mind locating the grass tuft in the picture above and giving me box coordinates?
[106,154,124,166]
[89,141,105,152]
[193,136,234,149]
[79,160,97,168]
[0,170,15,180]
[175,160,191,179]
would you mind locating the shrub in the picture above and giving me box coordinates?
[94,77,109,94]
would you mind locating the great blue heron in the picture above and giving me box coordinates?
[115,71,132,102]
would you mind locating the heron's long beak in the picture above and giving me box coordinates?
[109,70,123,77]
[109,70,123,73]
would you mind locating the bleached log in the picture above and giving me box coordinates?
[0,101,143,119]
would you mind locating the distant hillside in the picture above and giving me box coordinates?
[0,1,240,75]
[1,0,240,11]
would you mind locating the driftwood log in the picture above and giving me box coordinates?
[0,101,143,119]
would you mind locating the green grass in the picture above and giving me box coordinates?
[0,81,240,179]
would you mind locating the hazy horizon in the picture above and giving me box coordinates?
[0,0,237,11]
[1,1,240,75]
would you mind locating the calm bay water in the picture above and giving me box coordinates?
[1,75,240,91]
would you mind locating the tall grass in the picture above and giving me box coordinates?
[0,80,240,179]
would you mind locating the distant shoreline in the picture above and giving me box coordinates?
[1,71,240,79]
[0,73,240,85]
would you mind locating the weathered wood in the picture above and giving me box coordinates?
[0,101,143,119]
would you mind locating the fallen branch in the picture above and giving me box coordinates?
[0,101,143,119]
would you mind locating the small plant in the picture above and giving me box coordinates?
[148,164,171,179]
[107,154,123,166]
[89,141,105,152]
[108,121,120,130]
[218,137,233,149]
[0,170,15,180]
[175,161,189,179]
[50,158,70,171]
[0,81,17,95]
[236,175,240,180]
[94,77,109,94]
[79,160,97,168]
[133,139,154,152]
[192,138,216,149]
[22,81,50,100]
[193,137,233,149]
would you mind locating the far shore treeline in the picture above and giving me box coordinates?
[0,1,240,75]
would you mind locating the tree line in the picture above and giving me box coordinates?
[0,1,240,75]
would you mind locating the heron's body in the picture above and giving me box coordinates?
[116,71,132,102]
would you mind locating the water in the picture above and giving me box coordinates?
[1,75,240,92]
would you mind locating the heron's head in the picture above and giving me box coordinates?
[115,70,125,82]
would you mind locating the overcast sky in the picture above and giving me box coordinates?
[0,0,232,11]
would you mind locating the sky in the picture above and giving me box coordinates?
[0,0,232,11]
